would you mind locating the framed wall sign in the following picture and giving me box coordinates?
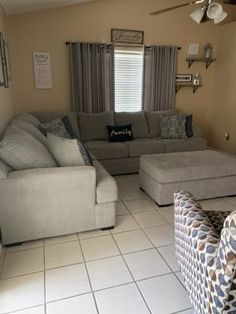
[111,29,144,44]
[33,52,52,89]
[176,74,192,83]
[0,33,5,87]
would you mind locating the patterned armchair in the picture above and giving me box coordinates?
[174,191,236,314]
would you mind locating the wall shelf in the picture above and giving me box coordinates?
[176,83,202,94]
[186,57,216,69]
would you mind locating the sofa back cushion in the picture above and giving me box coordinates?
[79,112,114,141]
[114,111,149,138]
[11,119,47,145]
[16,113,40,127]
[33,112,80,139]
[0,126,57,170]
[146,110,175,138]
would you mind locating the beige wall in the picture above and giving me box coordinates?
[0,5,13,136]
[6,0,219,136]
[207,21,236,154]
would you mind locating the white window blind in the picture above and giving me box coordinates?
[114,46,144,112]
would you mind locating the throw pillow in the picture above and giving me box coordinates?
[186,114,193,138]
[61,115,77,138]
[160,114,187,139]
[0,126,57,170]
[39,117,71,138]
[47,133,93,167]
[107,124,133,142]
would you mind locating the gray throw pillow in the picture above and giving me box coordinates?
[16,113,40,127]
[160,114,187,139]
[11,119,47,145]
[39,117,71,138]
[0,126,57,170]
[47,133,92,167]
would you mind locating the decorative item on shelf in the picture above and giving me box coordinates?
[193,73,201,86]
[176,74,192,83]
[187,43,199,57]
[204,43,212,59]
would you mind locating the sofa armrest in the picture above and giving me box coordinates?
[0,166,96,244]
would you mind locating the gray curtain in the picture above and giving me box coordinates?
[69,42,115,113]
[143,46,177,112]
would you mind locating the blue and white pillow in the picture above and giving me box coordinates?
[160,114,187,139]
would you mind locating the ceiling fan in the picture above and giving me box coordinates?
[150,0,236,24]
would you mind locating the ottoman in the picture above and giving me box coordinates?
[139,150,236,206]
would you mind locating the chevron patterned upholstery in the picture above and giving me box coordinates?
[174,191,236,314]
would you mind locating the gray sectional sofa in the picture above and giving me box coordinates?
[78,111,207,175]
[0,112,118,245]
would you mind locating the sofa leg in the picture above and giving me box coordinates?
[101,226,114,231]
[5,242,23,248]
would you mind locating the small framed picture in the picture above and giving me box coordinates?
[0,33,5,86]
[111,29,144,44]
[176,74,192,83]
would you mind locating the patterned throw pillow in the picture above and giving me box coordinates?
[160,114,187,139]
[47,133,93,167]
[39,117,71,138]
[107,124,133,142]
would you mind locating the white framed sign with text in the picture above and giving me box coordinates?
[33,52,52,89]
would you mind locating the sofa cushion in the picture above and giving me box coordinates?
[0,126,57,170]
[11,119,47,145]
[140,150,236,184]
[79,112,114,141]
[115,111,149,138]
[86,141,128,160]
[33,112,80,139]
[162,137,207,153]
[16,113,40,127]
[160,114,187,139]
[107,124,133,142]
[94,160,118,203]
[145,110,175,138]
[0,160,11,179]
[47,133,92,167]
[127,138,165,157]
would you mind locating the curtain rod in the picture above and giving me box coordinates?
[65,41,181,50]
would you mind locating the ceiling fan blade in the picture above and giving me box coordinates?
[150,3,190,15]
[223,0,236,4]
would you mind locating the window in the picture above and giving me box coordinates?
[114,46,144,112]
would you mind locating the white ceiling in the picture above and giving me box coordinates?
[0,0,96,15]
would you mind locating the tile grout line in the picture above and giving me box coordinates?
[110,232,152,314]
[77,233,100,314]
[43,239,47,314]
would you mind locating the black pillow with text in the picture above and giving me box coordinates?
[107,124,133,142]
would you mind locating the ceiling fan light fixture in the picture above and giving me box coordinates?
[190,6,207,24]
[207,2,223,19]
[214,10,228,23]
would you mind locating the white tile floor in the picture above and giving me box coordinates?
[0,174,235,314]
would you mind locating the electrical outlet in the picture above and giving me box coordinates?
[225,132,230,141]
